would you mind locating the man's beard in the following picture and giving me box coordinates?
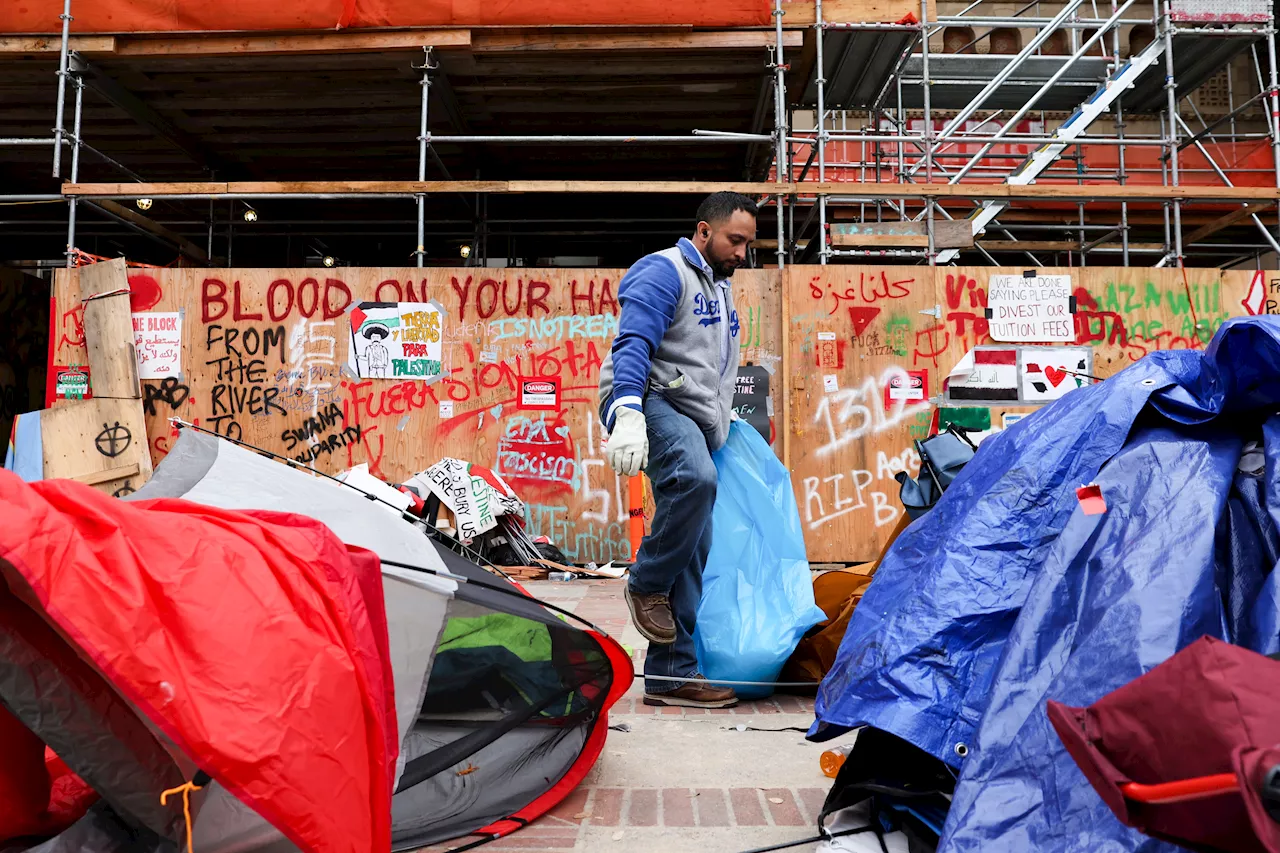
[711,260,739,279]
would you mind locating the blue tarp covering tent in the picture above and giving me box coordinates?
[810,316,1280,852]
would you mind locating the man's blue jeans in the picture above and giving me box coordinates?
[626,392,718,694]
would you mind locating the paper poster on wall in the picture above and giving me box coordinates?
[945,345,1092,405]
[347,301,444,380]
[1021,347,1091,402]
[946,348,1019,401]
[884,369,928,410]
[987,273,1074,342]
[53,365,92,401]
[518,378,560,411]
[131,312,183,379]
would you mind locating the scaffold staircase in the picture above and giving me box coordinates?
[937,36,1168,263]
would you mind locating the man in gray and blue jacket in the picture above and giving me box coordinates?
[598,192,757,709]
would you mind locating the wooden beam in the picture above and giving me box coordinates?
[977,240,1166,252]
[86,200,210,265]
[783,0,934,25]
[112,29,471,57]
[70,462,141,487]
[62,180,1280,202]
[0,35,116,54]
[1183,203,1275,245]
[79,258,141,400]
[832,220,972,248]
[471,30,802,52]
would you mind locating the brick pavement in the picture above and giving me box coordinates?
[418,579,835,853]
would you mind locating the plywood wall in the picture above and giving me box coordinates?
[51,263,1266,563]
[785,265,1258,562]
[52,266,782,566]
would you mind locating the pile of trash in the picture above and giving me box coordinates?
[336,457,583,579]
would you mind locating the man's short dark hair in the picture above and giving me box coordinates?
[696,192,758,226]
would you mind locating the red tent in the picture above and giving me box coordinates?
[0,471,396,853]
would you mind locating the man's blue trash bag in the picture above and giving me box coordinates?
[693,420,825,699]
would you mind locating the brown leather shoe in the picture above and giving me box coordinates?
[643,675,738,709]
[624,585,676,644]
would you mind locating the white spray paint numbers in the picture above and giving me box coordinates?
[813,367,932,458]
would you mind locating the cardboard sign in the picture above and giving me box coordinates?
[408,458,523,540]
[987,273,1074,342]
[885,369,928,410]
[54,365,92,401]
[131,311,183,379]
[347,301,445,381]
[519,377,560,411]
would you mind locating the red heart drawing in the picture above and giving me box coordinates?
[1045,366,1067,387]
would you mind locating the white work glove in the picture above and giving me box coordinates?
[730,409,740,422]
[606,407,648,477]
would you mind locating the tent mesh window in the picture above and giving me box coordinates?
[390,544,614,850]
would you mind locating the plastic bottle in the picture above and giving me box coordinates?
[549,571,577,582]
[820,744,853,778]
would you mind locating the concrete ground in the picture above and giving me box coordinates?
[422,578,837,853]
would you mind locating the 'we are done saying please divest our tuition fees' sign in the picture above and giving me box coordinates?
[987,274,1074,342]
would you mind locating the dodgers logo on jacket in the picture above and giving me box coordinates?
[694,293,721,327]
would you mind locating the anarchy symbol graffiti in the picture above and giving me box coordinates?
[112,482,136,498]
[95,421,132,458]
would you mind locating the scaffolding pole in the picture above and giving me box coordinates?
[415,47,434,268]
[920,0,933,185]
[1267,13,1280,246]
[1113,0,1130,266]
[51,0,73,178]
[64,68,83,268]
[773,0,788,269]
[1162,0,1183,266]
[815,0,829,264]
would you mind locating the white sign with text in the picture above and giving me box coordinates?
[132,311,183,379]
[988,274,1073,342]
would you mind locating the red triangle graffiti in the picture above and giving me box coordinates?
[848,306,881,338]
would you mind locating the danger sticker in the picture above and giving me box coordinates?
[54,365,92,400]
[519,377,560,410]
[884,369,928,410]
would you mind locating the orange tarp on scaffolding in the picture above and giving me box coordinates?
[2,0,773,32]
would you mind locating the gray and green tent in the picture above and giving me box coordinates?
[0,427,630,853]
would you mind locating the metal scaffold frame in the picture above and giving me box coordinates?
[8,0,1280,269]
[795,0,1280,267]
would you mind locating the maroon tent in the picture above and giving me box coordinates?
[1048,636,1280,853]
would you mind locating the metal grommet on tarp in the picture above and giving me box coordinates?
[955,742,969,758]
[1141,378,1157,386]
